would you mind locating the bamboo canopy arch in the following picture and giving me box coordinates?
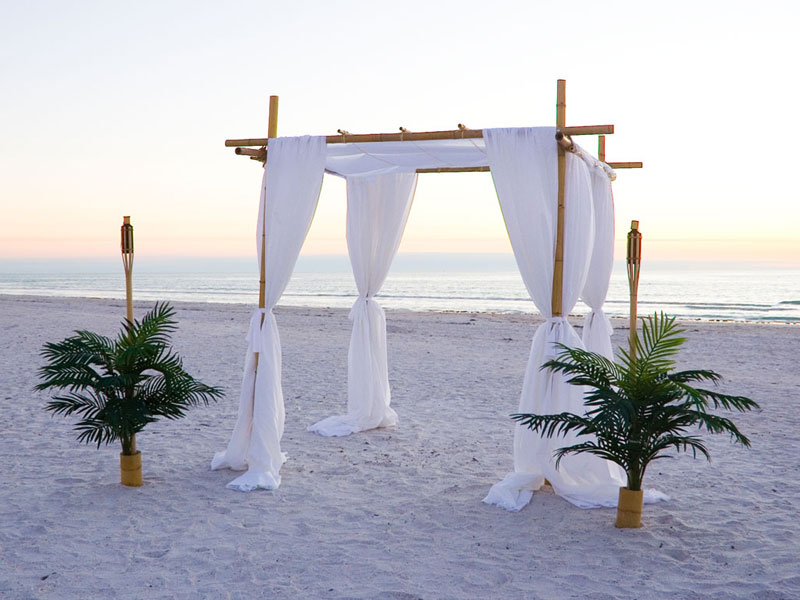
[213,81,649,511]
[226,80,641,319]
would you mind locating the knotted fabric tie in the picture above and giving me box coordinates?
[348,295,375,320]
[246,308,269,353]
[544,316,572,361]
[585,308,613,336]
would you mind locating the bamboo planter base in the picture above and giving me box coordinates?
[120,451,142,487]
[615,487,643,528]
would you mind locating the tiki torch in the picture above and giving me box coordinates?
[121,216,135,455]
[121,216,134,324]
[627,220,642,359]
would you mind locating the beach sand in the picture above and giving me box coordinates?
[1,294,798,599]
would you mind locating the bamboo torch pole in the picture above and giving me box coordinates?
[120,216,136,454]
[551,79,567,318]
[627,221,643,359]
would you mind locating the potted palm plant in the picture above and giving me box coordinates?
[37,302,223,487]
[513,312,758,528]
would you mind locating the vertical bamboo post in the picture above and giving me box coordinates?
[627,221,642,359]
[551,79,567,317]
[258,96,279,314]
[120,216,136,454]
[268,95,279,139]
[598,135,606,163]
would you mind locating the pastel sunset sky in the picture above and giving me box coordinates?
[2,1,798,265]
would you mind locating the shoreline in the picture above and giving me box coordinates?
[2,292,797,327]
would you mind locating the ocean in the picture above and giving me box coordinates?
[1,255,798,324]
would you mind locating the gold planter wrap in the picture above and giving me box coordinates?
[120,451,142,487]
[615,487,643,528]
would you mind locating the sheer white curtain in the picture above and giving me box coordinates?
[309,172,417,437]
[581,167,615,359]
[212,136,326,491]
[482,127,633,510]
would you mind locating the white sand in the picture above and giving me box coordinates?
[1,294,798,599]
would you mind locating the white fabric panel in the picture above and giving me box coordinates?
[581,167,616,359]
[484,128,558,314]
[308,173,417,436]
[212,135,326,491]
[482,128,666,510]
[325,138,488,178]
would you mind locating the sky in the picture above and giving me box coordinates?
[1,0,799,268]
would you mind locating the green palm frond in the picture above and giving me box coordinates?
[553,441,627,471]
[121,301,177,346]
[45,390,107,418]
[36,331,116,391]
[617,312,685,376]
[543,344,623,389]
[75,418,118,448]
[511,412,595,439]
[668,369,722,385]
[684,386,759,413]
[646,434,710,462]
[687,411,752,446]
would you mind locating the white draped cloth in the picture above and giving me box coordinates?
[325,139,487,177]
[481,128,667,510]
[309,173,417,436]
[581,166,615,359]
[212,136,326,491]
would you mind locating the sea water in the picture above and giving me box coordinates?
[1,256,798,324]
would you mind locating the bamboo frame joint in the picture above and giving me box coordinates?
[555,131,574,152]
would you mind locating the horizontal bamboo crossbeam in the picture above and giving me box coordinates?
[229,124,638,170]
[558,124,614,136]
[226,130,480,147]
[328,129,483,144]
[416,166,490,173]
[235,147,266,158]
[224,124,614,148]
[226,138,274,147]
[606,161,643,169]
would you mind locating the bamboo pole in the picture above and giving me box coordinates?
[606,161,643,169]
[235,147,266,158]
[551,79,567,317]
[598,135,606,163]
[416,166,490,174]
[224,124,613,148]
[560,124,614,136]
[238,134,575,166]
[268,96,279,139]
[258,96,279,312]
[627,221,643,359]
[120,216,136,453]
